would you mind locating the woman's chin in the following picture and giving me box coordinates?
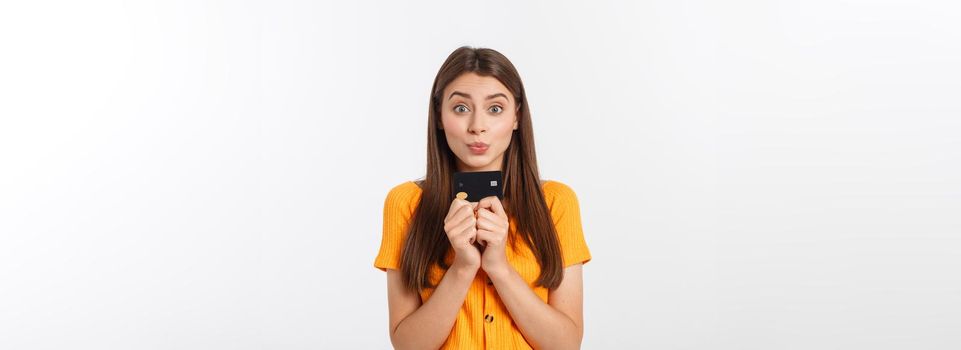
[458,159,492,171]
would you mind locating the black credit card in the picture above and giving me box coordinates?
[452,170,503,202]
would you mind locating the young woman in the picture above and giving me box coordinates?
[374,46,592,349]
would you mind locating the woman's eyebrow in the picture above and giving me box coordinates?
[448,91,509,101]
[486,93,508,101]
[448,91,471,100]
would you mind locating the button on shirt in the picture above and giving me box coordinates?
[374,180,592,349]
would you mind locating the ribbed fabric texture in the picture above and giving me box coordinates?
[374,180,592,349]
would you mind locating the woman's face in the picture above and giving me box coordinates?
[439,72,519,172]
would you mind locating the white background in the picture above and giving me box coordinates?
[1,0,959,349]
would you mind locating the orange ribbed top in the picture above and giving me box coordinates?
[374,179,592,349]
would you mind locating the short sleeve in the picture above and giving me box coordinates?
[545,181,592,267]
[373,182,423,272]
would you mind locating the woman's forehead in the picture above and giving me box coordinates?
[444,73,512,101]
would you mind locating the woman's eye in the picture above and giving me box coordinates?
[454,105,469,113]
[489,105,503,114]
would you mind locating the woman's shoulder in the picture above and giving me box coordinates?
[385,180,424,205]
[396,179,424,191]
[387,178,574,199]
[541,179,577,199]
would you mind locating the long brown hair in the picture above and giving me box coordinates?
[399,46,563,293]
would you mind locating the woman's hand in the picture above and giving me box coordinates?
[475,196,511,276]
[443,197,481,271]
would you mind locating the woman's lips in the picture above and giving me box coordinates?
[468,143,489,155]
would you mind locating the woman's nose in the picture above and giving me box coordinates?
[468,118,486,134]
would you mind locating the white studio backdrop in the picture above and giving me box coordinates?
[1,0,959,349]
